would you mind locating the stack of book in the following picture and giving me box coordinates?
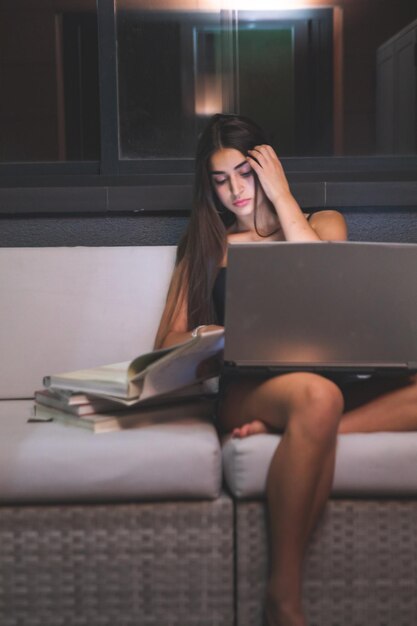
[32,330,224,433]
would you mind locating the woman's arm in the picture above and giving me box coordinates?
[155,269,223,349]
[247,145,347,242]
[156,289,191,348]
[162,325,223,349]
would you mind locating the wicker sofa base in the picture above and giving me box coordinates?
[236,498,417,626]
[0,494,234,626]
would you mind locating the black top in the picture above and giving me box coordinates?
[212,215,314,326]
[212,267,227,325]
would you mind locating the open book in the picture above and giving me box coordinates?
[42,329,224,404]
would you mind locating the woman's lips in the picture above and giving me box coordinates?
[233,198,251,207]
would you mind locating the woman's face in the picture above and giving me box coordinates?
[209,148,256,219]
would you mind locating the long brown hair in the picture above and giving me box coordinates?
[154,113,267,348]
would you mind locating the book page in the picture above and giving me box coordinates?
[44,362,131,397]
[131,329,224,382]
[127,345,175,378]
[138,330,224,400]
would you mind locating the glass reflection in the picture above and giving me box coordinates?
[116,0,417,159]
[116,8,225,158]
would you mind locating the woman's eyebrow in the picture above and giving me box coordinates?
[210,160,248,175]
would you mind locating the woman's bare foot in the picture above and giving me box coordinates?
[232,419,273,438]
[265,590,307,626]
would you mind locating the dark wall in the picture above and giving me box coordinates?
[0,214,188,247]
[2,208,417,247]
[343,209,417,243]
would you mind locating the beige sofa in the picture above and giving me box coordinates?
[0,246,233,626]
[1,245,417,626]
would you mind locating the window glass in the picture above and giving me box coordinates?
[116,0,417,159]
[0,0,100,162]
[116,6,223,158]
[2,1,416,165]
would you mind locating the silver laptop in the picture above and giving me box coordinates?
[224,241,417,377]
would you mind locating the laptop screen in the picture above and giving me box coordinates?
[224,242,417,375]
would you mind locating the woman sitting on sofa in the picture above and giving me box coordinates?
[154,113,417,626]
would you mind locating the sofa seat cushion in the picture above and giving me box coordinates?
[0,401,222,503]
[222,432,417,498]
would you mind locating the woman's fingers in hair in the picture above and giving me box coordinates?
[247,144,279,167]
[246,144,290,204]
[246,152,261,169]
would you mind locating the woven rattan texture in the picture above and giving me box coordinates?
[0,496,233,626]
[236,499,417,626]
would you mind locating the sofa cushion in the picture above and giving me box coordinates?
[0,401,222,502]
[222,432,417,498]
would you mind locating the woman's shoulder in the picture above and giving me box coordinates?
[307,210,348,241]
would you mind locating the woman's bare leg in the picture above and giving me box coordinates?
[339,374,417,433]
[263,378,343,626]
[220,373,417,624]
[219,373,344,626]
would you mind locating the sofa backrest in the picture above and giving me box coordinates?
[0,246,177,399]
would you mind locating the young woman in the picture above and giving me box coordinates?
[155,114,417,626]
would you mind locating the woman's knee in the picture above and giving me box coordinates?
[288,374,344,443]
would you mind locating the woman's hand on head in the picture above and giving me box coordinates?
[247,145,291,206]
